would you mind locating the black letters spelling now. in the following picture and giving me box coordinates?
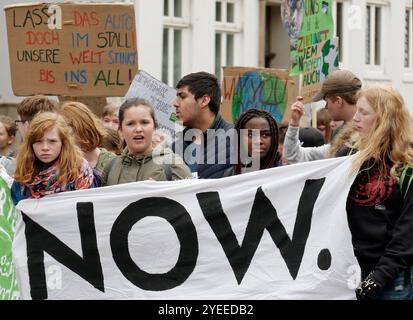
[22,178,325,299]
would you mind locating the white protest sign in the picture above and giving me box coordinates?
[124,70,183,144]
[13,156,359,300]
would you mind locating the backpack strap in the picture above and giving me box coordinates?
[107,156,121,174]
[103,156,121,185]
[400,165,413,199]
[163,163,172,181]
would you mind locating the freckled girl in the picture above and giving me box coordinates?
[11,112,96,205]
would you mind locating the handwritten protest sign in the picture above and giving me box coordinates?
[284,0,334,76]
[124,70,183,143]
[221,67,296,124]
[4,2,138,96]
[300,37,339,104]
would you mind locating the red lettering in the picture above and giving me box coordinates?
[69,50,105,64]
[223,77,236,100]
[39,69,55,84]
[73,11,100,27]
[25,31,60,46]
[90,12,99,26]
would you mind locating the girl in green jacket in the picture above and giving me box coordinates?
[103,98,191,186]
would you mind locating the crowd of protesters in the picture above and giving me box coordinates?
[0,69,412,300]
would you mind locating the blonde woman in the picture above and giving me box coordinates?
[11,112,97,204]
[347,86,413,300]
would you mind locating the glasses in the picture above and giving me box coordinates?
[14,120,27,126]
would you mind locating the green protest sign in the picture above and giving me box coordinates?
[283,0,334,76]
[300,37,339,103]
[0,177,19,300]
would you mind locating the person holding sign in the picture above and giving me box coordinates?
[346,86,413,300]
[11,113,97,205]
[231,109,282,175]
[283,69,362,163]
[102,98,191,185]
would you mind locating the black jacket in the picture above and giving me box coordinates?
[346,164,413,287]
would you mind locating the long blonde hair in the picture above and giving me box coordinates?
[329,122,359,157]
[14,112,84,185]
[351,85,413,178]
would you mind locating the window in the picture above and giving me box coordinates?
[365,4,383,66]
[162,0,190,86]
[333,1,343,63]
[405,7,413,69]
[215,1,241,81]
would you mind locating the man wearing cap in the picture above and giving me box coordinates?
[282,69,362,163]
[313,69,362,138]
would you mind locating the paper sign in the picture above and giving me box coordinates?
[288,0,334,76]
[300,37,339,104]
[221,67,296,124]
[4,2,138,96]
[124,70,183,143]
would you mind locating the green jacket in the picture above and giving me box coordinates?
[103,147,192,186]
[95,148,116,174]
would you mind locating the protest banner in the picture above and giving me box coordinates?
[0,177,19,300]
[13,156,360,300]
[283,0,334,76]
[300,37,339,104]
[221,67,296,124]
[124,70,183,143]
[4,2,138,97]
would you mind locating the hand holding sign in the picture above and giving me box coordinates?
[289,96,305,127]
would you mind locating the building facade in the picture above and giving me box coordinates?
[1,0,412,115]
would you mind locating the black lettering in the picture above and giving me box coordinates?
[96,32,108,48]
[23,202,104,300]
[23,10,35,28]
[110,197,198,291]
[13,9,22,27]
[41,7,50,25]
[94,70,107,86]
[32,8,43,26]
[196,178,325,284]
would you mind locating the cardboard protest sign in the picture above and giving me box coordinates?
[4,2,138,96]
[300,37,339,104]
[124,70,183,143]
[14,156,359,300]
[285,0,334,76]
[221,67,296,124]
[58,96,108,117]
[0,176,19,300]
